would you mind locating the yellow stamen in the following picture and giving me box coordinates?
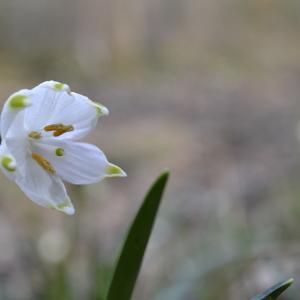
[44,123,74,137]
[28,131,41,139]
[32,152,55,174]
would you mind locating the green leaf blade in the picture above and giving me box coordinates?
[251,278,293,300]
[105,171,169,300]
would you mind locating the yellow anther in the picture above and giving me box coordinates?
[28,131,41,139]
[32,152,55,174]
[44,123,74,137]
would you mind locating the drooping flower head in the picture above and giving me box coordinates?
[0,81,126,214]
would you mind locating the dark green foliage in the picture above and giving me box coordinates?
[105,171,169,300]
[251,278,293,300]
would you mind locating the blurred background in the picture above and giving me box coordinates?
[0,0,300,299]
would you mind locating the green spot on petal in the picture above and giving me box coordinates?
[9,95,29,109]
[1,156,16,172]
[56,202,75,215]
[87,99,109,116]
[57,203,68,209]
[47,201,75,215]
[95,103,109,116]
[53,82,65,90]
[52,82,71,93]
[106,164,126,177]
[55,148,64,156]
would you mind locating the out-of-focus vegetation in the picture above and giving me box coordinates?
[0,0,300,299]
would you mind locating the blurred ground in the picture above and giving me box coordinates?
[0,0,300,299]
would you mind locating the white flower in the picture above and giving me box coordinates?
[0,81,126,215]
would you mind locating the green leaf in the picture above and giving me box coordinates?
[251,278,293,300]
[105,171,169,300]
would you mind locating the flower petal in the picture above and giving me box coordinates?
[15,155,74,215]
[4,135,29,176]
[34,139,126,184]
[1,89,31,138]
[23,81,108,139]
[0,141,18,180]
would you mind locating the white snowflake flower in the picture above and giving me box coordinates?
[0,81,126,215]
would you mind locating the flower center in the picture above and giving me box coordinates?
[44,123,74,137]
[32,152,55,174]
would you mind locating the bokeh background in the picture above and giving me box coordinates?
[0,0,300,299]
